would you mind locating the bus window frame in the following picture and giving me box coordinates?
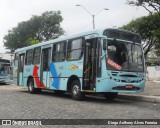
[25,49,33,65]
[33,47,41,64]
[66,37,84,61]
[52,41,66,62]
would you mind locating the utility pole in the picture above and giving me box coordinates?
[76,5,109,29]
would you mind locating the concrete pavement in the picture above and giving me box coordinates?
[8,80,160,103]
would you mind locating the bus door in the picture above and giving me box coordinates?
[13,53,18,85]
[18,54,25,86]
[83,38,98,91]
[41,47,51,88]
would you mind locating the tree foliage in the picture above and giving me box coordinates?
[3,11,64,50]
[155,43,160,56]
[127,0,160,15]
[121,13,160,58]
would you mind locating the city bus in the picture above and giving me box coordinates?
[13,28,146,100]
[0,59,11,84]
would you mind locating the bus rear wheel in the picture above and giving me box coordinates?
[28,79,36,94]
[71,80,85,100]
[104,92,118,100]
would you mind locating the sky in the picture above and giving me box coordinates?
[0,0,149,53]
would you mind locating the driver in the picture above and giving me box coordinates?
[114,48,126,66]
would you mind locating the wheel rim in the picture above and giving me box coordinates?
[29,82,33,92]
[72,84,79,96]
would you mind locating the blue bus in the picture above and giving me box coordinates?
[13,28,146,100]
[0,59,11,84]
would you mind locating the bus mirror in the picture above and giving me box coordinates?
[103,39,107,50]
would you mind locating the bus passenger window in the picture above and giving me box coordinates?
[67,38,83,61]
[25,50,33,65]
[52,42,66,62]
[33,47,41,64]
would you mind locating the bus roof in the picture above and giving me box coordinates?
[0,59,10,64]
[15,28,141,53]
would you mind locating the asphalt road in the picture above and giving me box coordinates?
[0,84,160,128]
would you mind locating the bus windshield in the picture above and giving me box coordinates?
[0,63,10,75]
[106,39,144,72]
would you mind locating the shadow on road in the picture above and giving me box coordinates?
[0,83,10,86]
[19,89,134,105]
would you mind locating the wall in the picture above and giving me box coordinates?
[147,66,160,81]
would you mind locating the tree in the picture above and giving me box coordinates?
[3,11,64,50]
[121,13,160,58]
[155,43,160,56]
[127,0,160,15]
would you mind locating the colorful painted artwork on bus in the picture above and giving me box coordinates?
[33,65,46,88]
[50,63,60,89]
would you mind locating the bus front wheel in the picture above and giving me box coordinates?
[104,92,118,100]
[71,80,85,100]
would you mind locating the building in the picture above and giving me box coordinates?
[0,52,14,65]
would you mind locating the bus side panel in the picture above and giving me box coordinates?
[19,73,23,86]
[32,64,41,88]
[23,64,46,88]
[49,62,66,90]
[65,60,83,89]
[49,60,83,91]
[23,65,34,87]
[96,57,109,92]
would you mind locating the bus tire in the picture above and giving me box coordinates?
[71,80,85,100]
[104,92,118,100]
[28,79,36,94]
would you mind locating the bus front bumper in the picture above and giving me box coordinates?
[97,79,146,93]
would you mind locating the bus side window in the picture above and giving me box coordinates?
[25,49,33,65]
[52,42,66,62]
[33,47,41,64]
[67,38,83,61]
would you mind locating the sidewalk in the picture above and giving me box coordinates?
[132,81,160,96]
[118,81,160,103]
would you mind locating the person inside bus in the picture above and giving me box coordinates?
[114,48,126,66]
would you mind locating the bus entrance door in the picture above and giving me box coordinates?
[41,47,51,88]
[18,54,25,86]
[83,38,98,91]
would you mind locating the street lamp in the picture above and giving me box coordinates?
[76,4,109,29]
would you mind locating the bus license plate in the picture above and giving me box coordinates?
[125,85,133,89]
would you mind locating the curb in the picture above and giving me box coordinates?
[118,94,160,103]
